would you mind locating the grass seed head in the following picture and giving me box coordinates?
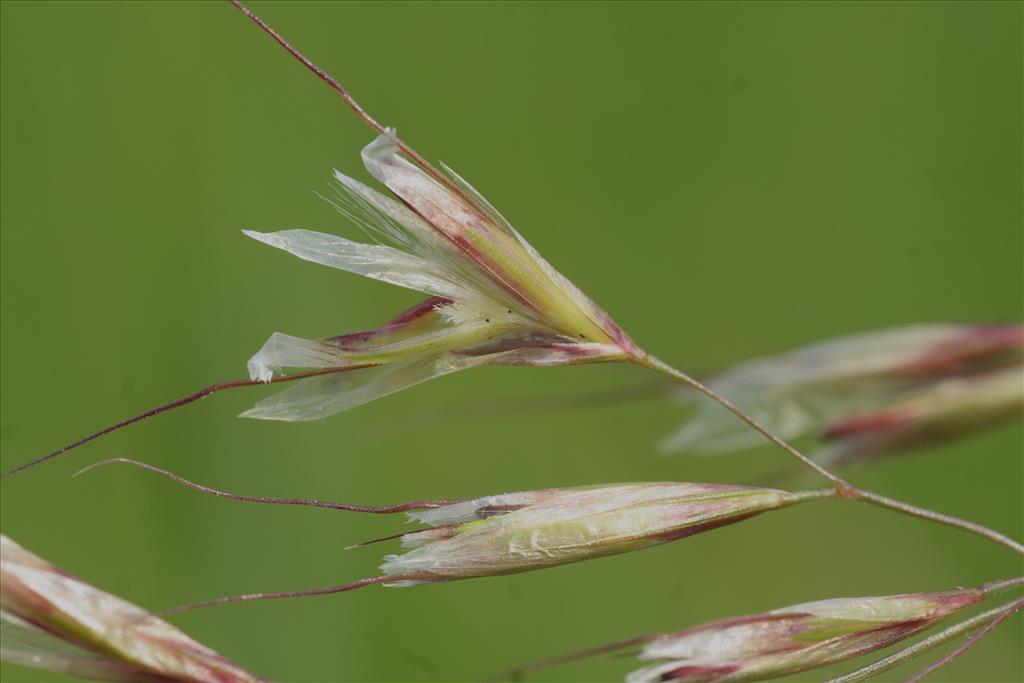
[242,130,638,421]
[627,587,986,682]
[378,483,820,585]
[661,323,1023,458]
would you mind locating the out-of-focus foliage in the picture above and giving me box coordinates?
[661,324,1023,464]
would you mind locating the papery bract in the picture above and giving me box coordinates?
[374,483,825,585]
[661,324,1023,456]
[627,587,985,682]
[817,365,1024,466]
[244,130,638,421]
[61,461,833,607]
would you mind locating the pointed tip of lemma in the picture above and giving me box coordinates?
[241,228,270,243]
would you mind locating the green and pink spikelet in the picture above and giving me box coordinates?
[66,462,832,610]
[243,131,639,421]
[661,324,1023,461]
[816,365,1023,465]
[626,588,986,682]
[379,483,824,585]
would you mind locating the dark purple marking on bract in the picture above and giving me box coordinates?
[659,663,740,682]
[386,185,541,313]
[651,510,768,544]
[657,612,808,643]
[597,308,641,356]
[824,409,912,440]
[900,324,1024,378]
[388,296,453,326]
[327,296,452,350]
[455,331,576,356]
[449,233,539,310]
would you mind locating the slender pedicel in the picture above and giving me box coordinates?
[226,0,455,194]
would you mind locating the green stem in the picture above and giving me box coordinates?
[826,598,1024,683]
[793,488,840,503]
[639,353,1024,556]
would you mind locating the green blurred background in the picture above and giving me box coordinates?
[2,1,1021,681]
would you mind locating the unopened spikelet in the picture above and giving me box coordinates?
[0,535,264,683]
[661,324,1023,457]
[67,462,836,608]
[377,483,826,585]
[626,587,986,682]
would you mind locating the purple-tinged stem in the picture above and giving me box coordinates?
[902,600,1023,683]
[227,0,458,195]
[227,1,541,310]
[159,574,426,616]
[74,458,458,513]
[1,366,370,479]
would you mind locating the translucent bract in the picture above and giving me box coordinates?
[244,131,638,421]
[661,324,1023,459]
[377,483,817,586]
[628,587,984,682]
